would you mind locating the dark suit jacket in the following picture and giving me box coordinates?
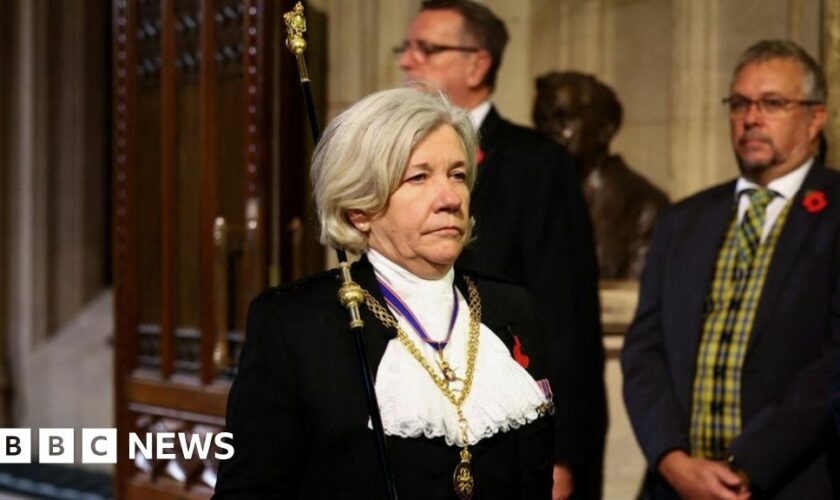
[621,163,840,499]
[835,351,840,438]
[214,257,556,499]
[457,107,607,471]
[833,248,840,445]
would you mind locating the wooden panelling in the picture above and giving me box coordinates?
[160,0,177,379]
[127,479,215,500]
[126,404,222,497]
[199,0,219,384]
[240,0,271,318]
[113,0,139,494]
[174,0,202,338]
[115,1,321,496]
[174,82,202,335]
[127,376,228,416]
[136,0,163,329]
[216,0,246,331]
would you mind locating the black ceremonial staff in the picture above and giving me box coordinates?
[282,4,399,500]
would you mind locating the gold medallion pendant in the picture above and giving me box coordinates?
[453,448,474,500]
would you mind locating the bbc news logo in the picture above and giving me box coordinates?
[0,428,234,463]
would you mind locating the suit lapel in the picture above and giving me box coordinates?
[454,271,506,335]
[349,256,397,374]
[675,186,736,358]
[473,106,504,201]
[748,164,830,348]
[478,106,502,152]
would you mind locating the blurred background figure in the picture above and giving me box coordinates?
[533,72,669,280]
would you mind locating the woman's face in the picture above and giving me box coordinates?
[352,124,471,279]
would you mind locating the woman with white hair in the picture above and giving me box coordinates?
[215,87,558,499]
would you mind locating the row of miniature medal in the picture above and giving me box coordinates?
[363,278,482,500]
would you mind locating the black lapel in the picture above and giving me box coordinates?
[748,163,831,347]
[348,256,397,374]
[674,184,737,358]
[477,105,502,153]
[455,271,545,376]
[454,271,506,333]
[473,106,505,201]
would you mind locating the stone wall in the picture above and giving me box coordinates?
[311,0,829,200]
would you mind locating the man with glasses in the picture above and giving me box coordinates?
[396,2,606,499]
[622,40,839,499]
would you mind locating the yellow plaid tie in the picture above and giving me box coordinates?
[737,188,775,266]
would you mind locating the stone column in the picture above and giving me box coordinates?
[8,0,50,424]
[823,0,840,168]
[525,0,610,125]
[0,0,14,429]
[50,0,108,330]
[315,0,418,121]
[668,0,727,199]
[485,0,535,125]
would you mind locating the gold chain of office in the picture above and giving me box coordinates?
[362,276,480,407]
[362,276,482,499]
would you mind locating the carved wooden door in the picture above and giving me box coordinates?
[112,0,320,497]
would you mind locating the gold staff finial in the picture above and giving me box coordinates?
[284,2,307,56]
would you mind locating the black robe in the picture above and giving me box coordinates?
[215,257,556,499]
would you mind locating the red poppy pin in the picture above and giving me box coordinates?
[802,190,827,214]
[476,147,485,166]
[512,335,530,369]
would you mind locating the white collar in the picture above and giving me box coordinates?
[368,246,552,446]
[468,101,492,130]
[367,248,454,292]
[367,249,456,342]
[734,157,814,200]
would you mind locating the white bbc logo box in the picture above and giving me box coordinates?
[0,429,31,463]
[82,428,117,464]
[39,428,74,463]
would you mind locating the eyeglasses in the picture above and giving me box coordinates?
[722,95,822,117]
[392,39,480,61]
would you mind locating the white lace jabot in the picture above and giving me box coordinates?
[366,249,550,447]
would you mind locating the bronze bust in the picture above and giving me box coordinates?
[533,71,669,280]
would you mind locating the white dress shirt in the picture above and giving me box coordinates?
[468,100,491,131]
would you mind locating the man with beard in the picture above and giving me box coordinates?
[396,1,606,498]
[622,40,840,499]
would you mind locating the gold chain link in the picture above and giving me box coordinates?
[362,277,481,410]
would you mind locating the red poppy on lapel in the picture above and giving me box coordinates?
[476,147,485,167]
[802,190,827,214]
[512,335,530,369]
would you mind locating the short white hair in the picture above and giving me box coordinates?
[311,86,478,253]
